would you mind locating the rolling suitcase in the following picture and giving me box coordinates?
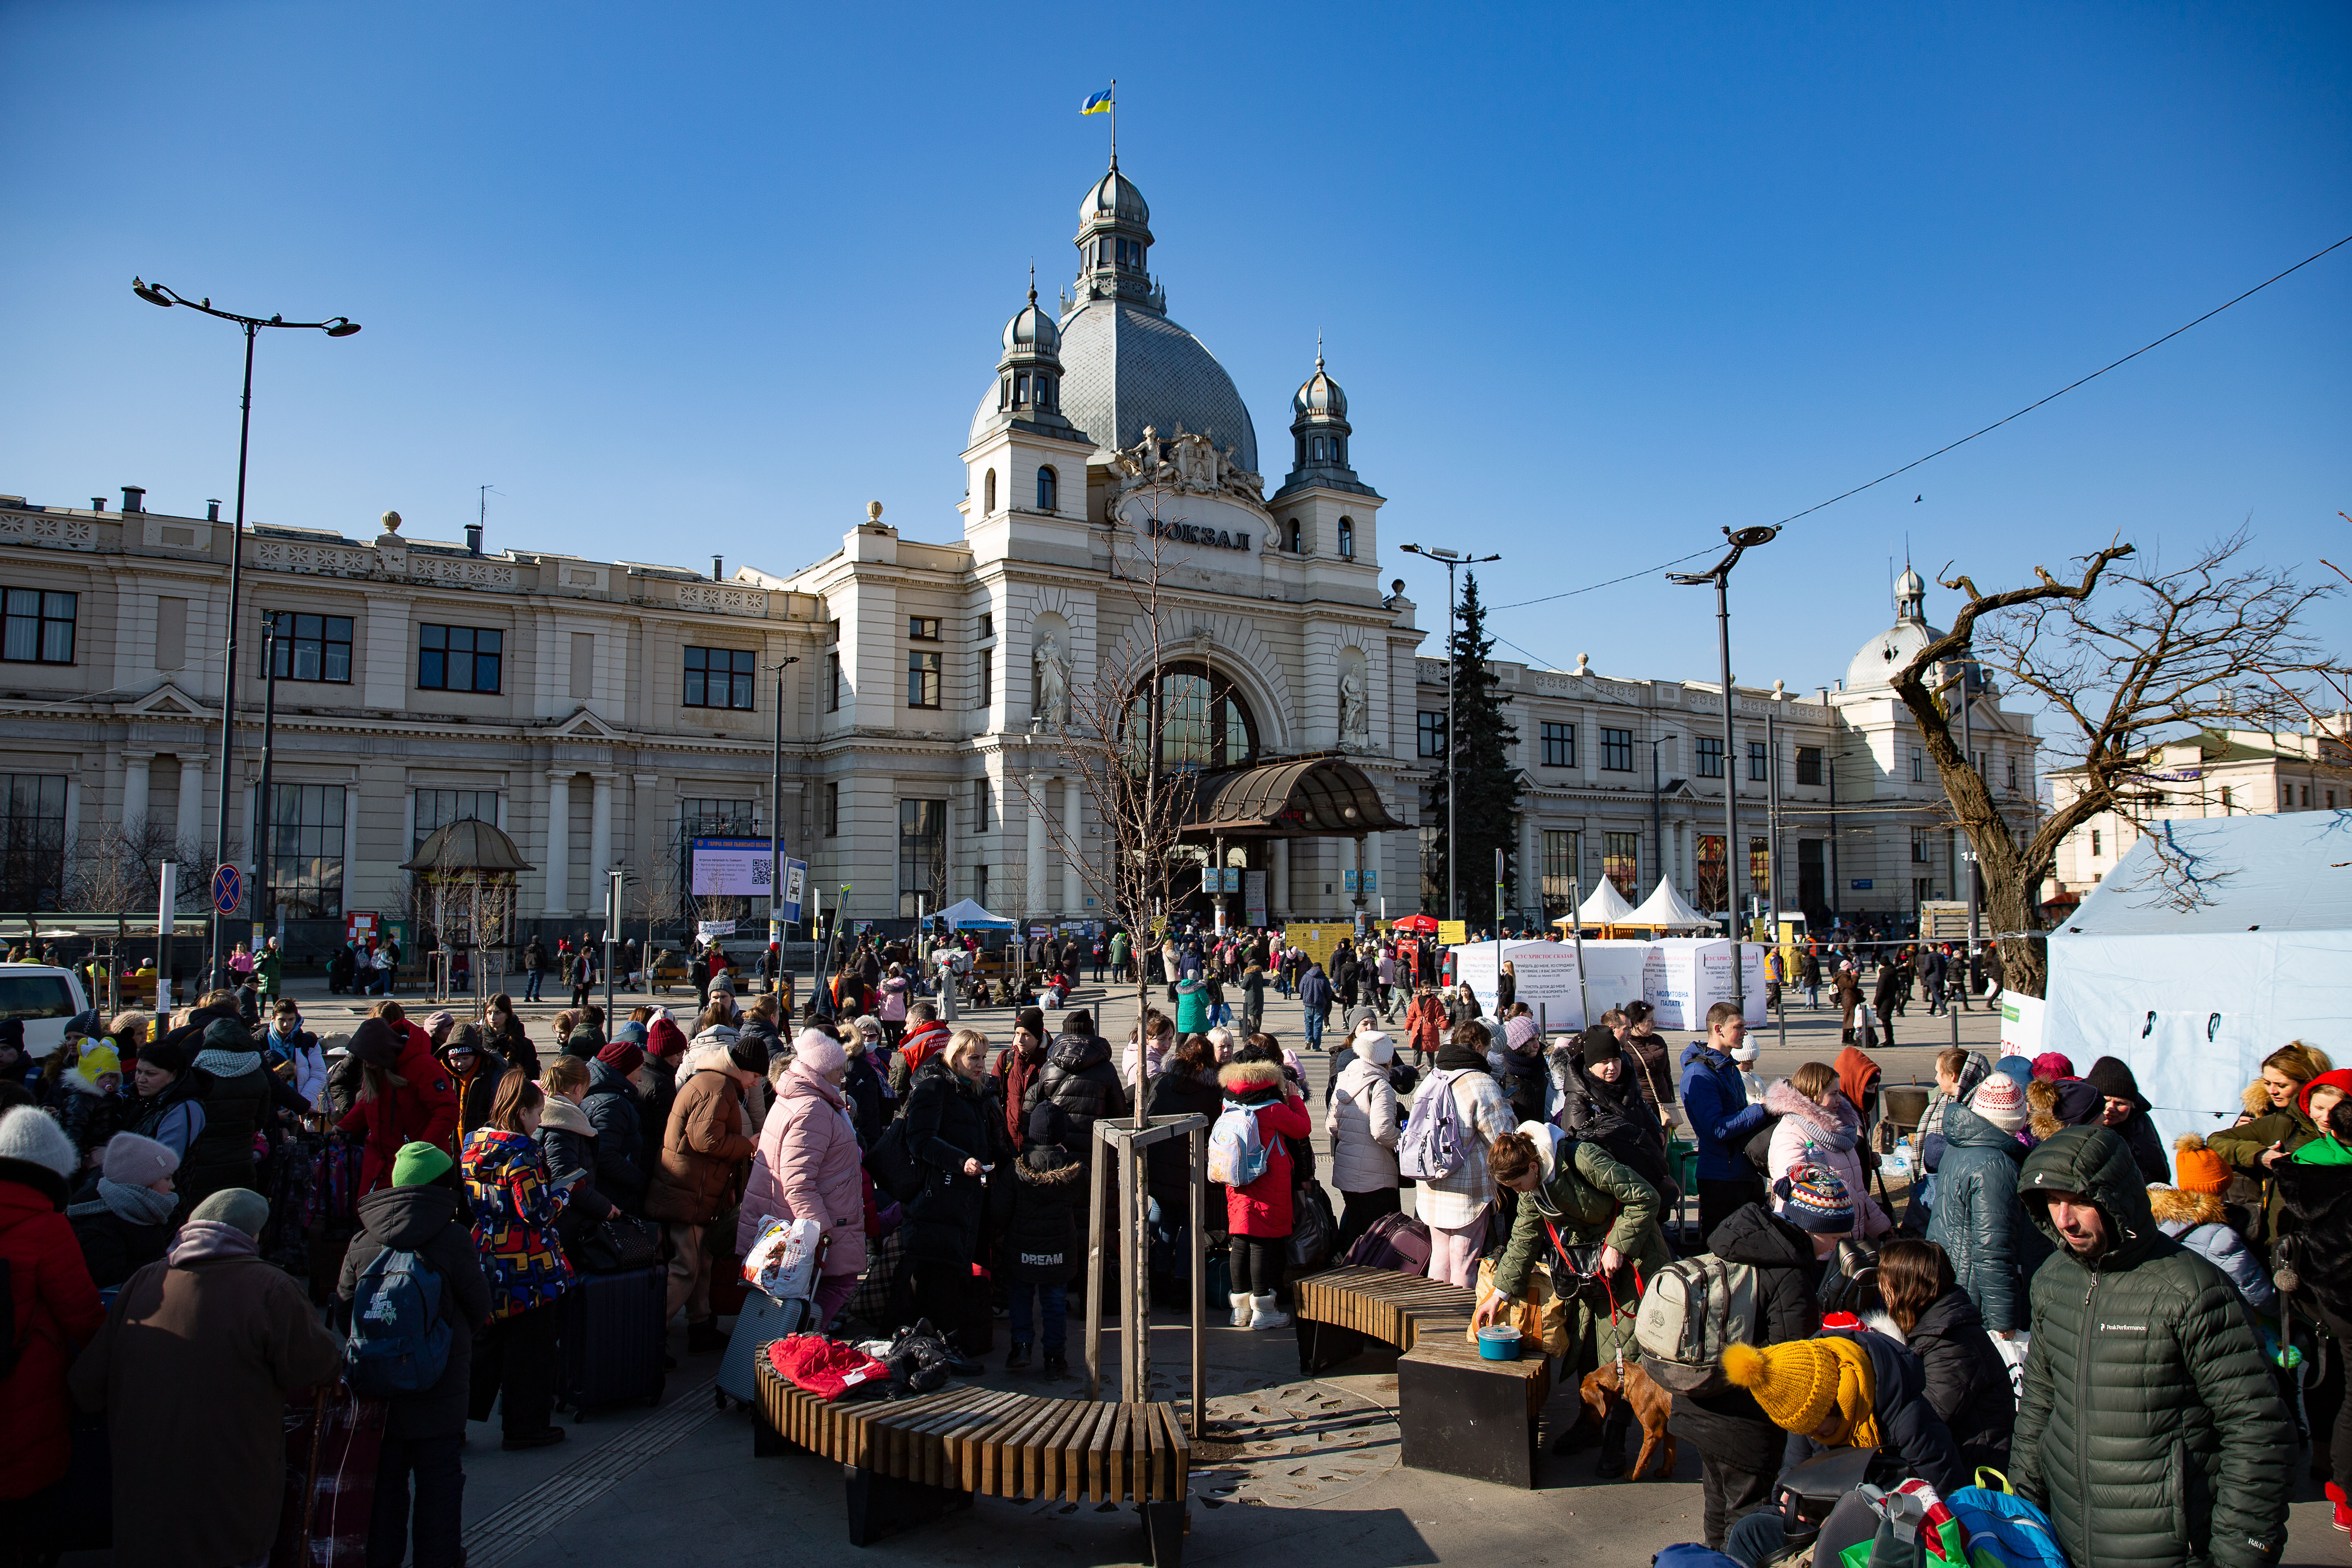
[717,1288,815,1409]
[557,1265,666,1420]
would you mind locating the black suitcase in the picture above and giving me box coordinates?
[556,1265,666,1419]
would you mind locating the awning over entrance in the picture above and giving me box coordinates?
[1178,756,1410,840]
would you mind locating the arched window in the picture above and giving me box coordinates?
[1310,436,1325,462]
[1037,466,1058,512]
[1038,375,1054,410]
[1338,517,1355,558]
[1286,519,1302,554]
[999,375,1011,410]
[1015,374,1029,405]
[983,469,997,514]
[1124,661,1258,773]
[1331,437,1345,466]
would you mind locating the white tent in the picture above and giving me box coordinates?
[2044,810,2352,1152]
[932,898,1016,930]
[1568,878,1637,926]
[1624,877,1716,931]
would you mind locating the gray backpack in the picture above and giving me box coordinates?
[1634,1254,1757,1394]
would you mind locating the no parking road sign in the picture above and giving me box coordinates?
[212,864,243,915]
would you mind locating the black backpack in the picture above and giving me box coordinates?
[862,1116,924,1204]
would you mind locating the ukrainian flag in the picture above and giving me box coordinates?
[1080,87,1114,115]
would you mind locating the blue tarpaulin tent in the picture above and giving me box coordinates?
[2044,810,2352,1150]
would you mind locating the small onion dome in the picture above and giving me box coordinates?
[1896,565,1926,601]
[1294,362,1346,419]
[1002,297,1059,354]
[1081,167,1150,227]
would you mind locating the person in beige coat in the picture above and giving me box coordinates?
[70,1188,345,1567]
[643,1029,759,1351]
[1326,1029,1402,1255]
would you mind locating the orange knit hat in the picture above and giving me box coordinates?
[2173,1134,2229,1196]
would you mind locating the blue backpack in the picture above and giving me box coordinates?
[1652,1548,1742,1568]
[1944,1469,2068,1568]
[1207,1100,1272,1188]
[346,1249,451,1397]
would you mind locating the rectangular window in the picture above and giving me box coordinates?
[898,799,946,918]
[155,596,187,670]
[2219,786,2233,811]
[0,773,68,910]
[2090,829,2102,857]
[907,649,942,708]
[1602,831,1640,898]
[1911,747,1926,783]
[1750,837,1771,897]
[823,782,840,837]
[909,616,941,641]
[1911,827,1931,863]
[2,590,76,665]
[263,782,345,921]
[826,652,842,713]
[1748,741,1768,782]
[1697,834,1726,911]
[569,633,594,700]
[681,797,757,836]
[973,864,989,906]
[416,624,504,693]
[976,648,993,709]
[684,646,756,710]
[1696,737,1724,779]
[1796,746,1824,786]
[1601,727,1634,772]
[978,612,994,639]
[2007,757,2018,792]
[1540,722,1576,768]
[267,614,354,683]
[412,789,496,853]
[1417,711,1448,758]
[1541,829,1580,916]
[973,778,991,832]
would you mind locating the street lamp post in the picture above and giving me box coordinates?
[1399,543,1501,922]
[767,656,800,980]
[1668,526,1778,1015]
[131,279,359,989]
[254,612,283,947]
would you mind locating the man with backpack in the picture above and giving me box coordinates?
[1680,1002,1772,1245]
[339,1140,492,1568]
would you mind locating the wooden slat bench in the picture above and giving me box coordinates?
[752,1352,1189,1563]
[1291,1264,1556,1490]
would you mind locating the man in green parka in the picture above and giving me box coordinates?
[1474,1118,1671,1477]
[2013,1125,2290,1568]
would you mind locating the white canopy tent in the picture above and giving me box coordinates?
[1624,877,1717,931]
[932,898,1017,930]
[1566,878,1637,926]
[2043,810,2352,1151]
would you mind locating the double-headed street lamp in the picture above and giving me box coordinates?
[767,656,801,963]
[1668,525,1779,1011]
[131,279,361,988]
[1399,543,1502,922]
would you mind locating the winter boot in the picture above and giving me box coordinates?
[1250,1292,1291,1330]
[1591,1403,1632,1479]
[1006,1340,1032,1371]
[1229,1292,1256,1327]
[2328,1481,2351,1534]
[1044,1352,1070,1380]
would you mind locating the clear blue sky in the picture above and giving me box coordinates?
[4,2,2345,697]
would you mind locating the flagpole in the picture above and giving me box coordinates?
[1109,79,1118,166]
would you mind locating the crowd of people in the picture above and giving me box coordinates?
[0,918,2328,1568]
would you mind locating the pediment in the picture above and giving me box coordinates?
[126,683,207,716]
[553,707,626,740]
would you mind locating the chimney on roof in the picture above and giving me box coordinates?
[712,555,724,581]
[206,499,220,521]
[121,486,145,513]
[465,522,483,557]
[91,497,107,512]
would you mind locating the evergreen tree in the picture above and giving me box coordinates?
[1425,572,1522,922]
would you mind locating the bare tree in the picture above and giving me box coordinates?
[1892,528,2342,998]
[66,819,182,913]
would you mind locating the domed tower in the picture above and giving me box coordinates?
[978,272,1080,445]
[1073,162,1163,312]
[961,274,1094,539]
[1268,344,1382,563]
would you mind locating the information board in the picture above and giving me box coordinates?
[692,837,775,897]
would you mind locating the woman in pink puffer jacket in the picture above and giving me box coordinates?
[739,1029,868,1325]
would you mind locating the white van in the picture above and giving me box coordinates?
[0,964,94,1060]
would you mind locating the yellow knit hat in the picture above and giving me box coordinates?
[1722,1336,1880,1446]
[73,1043,122,1083]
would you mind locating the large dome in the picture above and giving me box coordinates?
[971,298,1258,472]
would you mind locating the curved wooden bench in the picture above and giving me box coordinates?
[1290,1264,1555,1490]
[752,1352,1188,1563]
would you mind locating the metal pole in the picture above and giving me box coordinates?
[1569,875,1589,1027]
[770,662,784,956]
[1084,1122,1107,1403]
[1961,669,1979,1001]
[604,868,621,1026]
[1445,559,1458,922]
[254,614,279,944]
[1652,738,1664,900]
[1189,1123,1206,1435]
[209,323,258,991]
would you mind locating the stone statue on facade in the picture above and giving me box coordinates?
[1338,665,1370,747]
[1035,631,1071,727]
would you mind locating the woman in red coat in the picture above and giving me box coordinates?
[1217,1052,1311,1332]
[336,1010,460,1193]
[0,1106,106,1520]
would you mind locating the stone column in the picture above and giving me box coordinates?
[122,755,152,838]
[1270,838,1289,923]
[590,775,615,918]
[545,773,572,915]
[1025,776,1048,918]
[176,754,206,851]
[1060,776,1082,915]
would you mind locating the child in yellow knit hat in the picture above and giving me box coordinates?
[1722,1336,1880,1447]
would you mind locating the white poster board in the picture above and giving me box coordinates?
[1449,940,1589,1031]
[1998,991,2044,1059]
[1244,870,1267,929]
[692,837,773,897]
[1640,940,1768,1029]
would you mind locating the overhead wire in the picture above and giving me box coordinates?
[1485,229,2352,618]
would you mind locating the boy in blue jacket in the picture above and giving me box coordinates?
[1679,1002,1770,1245]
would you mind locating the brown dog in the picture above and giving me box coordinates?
[1578,1357,1677,1480]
